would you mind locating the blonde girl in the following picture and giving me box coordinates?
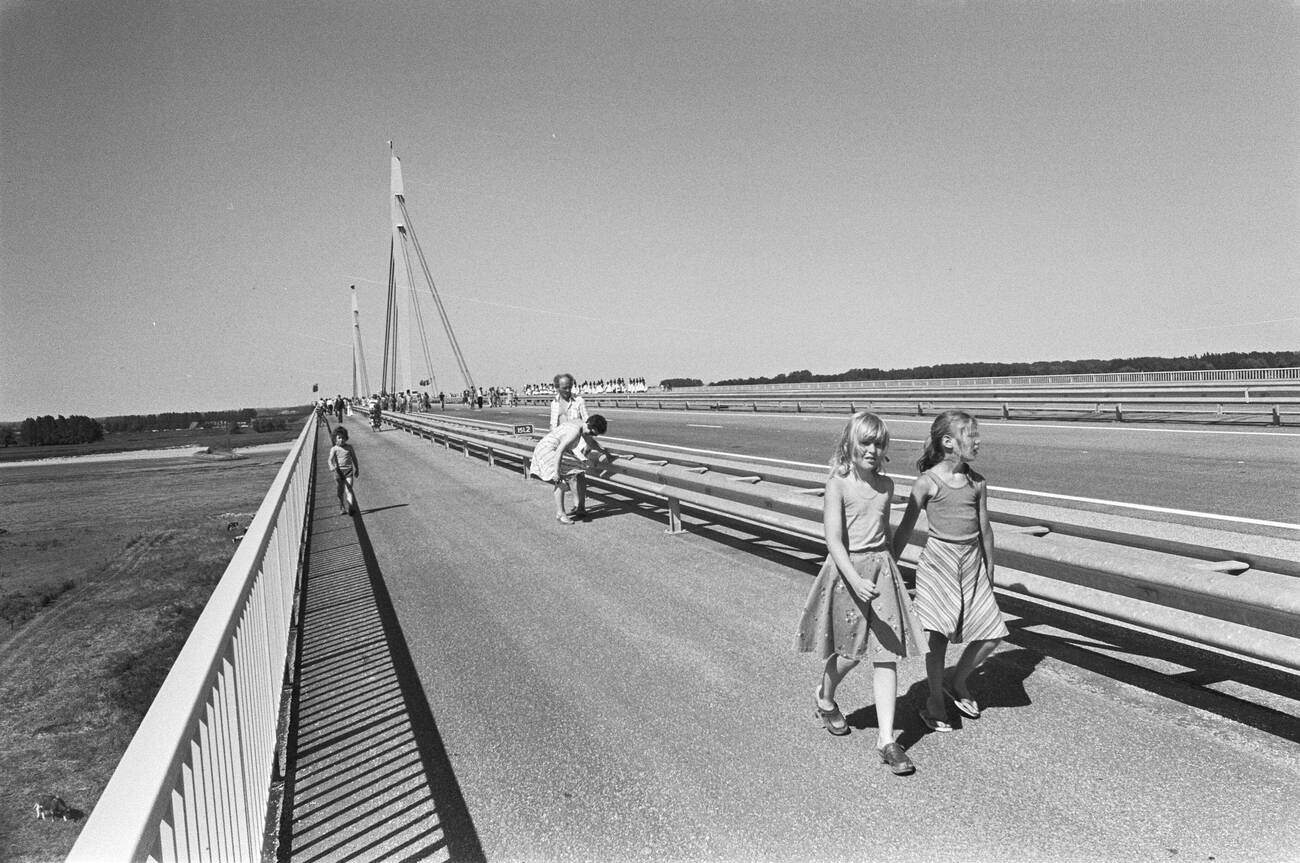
[795,412,927,775]
[893,410,1008,732]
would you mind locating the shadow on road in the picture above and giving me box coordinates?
[276,432,485,863]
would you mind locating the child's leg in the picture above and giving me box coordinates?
[335,473,348,511]
[952,638,999,698]
[872,661,898,748]
[572,473,587,512]
[819,654,859,706]
[925,631,949,714]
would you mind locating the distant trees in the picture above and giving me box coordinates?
[18,415,104,446]
[660,378,703,388]
[100,408,258,433]
[708,351,1300,387]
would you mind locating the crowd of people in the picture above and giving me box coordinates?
[324,375,1005,778]
[521,376,648,396]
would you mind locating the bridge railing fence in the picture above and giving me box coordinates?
[67,413,319,863]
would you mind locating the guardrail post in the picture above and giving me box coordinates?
[1115,403,1124,422]
[487,447,496,467]
[1002,403,1009,419]
[917,402,923,416]
[523,457,531,480]
[665,497,685,534]
[753,402,758,412]
[685,402,690,410]
[1272,405,1282,426]
[795,402,801,413]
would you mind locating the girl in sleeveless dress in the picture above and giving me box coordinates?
[795,412,927,775]
[893,410,1009,732]
[530,414,610,524]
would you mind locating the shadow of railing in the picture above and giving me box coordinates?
[277,436,485,862]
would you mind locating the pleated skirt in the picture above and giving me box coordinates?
[913,537,1009,643]
[795,550,928,662]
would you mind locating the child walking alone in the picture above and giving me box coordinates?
[796,412,928,775]
[893,410,1008,732]
[327,426,360,516]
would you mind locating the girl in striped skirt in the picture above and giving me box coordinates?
[893,410,1008,732]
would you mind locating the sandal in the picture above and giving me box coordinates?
[878,741,915,775]
[919,707,953,733]
[814,688,850,736]
[556,514,576,525]
[944,684,981,719]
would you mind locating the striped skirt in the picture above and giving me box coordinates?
[913,537,1009,643]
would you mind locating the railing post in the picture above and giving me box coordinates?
[665,497,685,534]
[1002,403,1009,419]
[1115,403,1124,422]
[1273,405,1282,426]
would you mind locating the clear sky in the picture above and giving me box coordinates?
[2,1,1296,418]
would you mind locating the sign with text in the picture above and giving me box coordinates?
[512,424,534,435]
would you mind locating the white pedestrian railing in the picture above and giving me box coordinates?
[68,414,319,863]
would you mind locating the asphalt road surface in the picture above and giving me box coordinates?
[328,416,1300,862]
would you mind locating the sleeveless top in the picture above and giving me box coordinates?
[836,476,892,552]
[924,469,980,542]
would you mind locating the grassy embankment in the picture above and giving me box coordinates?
[0,423,304,464]
[0,426,307,862]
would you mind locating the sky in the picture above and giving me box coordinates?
[1,0,1296,418]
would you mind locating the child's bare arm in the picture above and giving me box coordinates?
[976,479,995,580]
[891,476,929,559]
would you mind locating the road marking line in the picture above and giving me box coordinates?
[603,436,1300,531]
[686,424,724,429]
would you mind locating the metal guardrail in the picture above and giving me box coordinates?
[685,367,1300,392]
[520,391,1300,424]
[385,412,1300,674]
[68,414,319,863]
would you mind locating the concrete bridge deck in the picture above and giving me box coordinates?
[278,419,1300,862]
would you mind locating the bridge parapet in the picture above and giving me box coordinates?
[67,415,319,863]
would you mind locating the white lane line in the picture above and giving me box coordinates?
[686,424,724,429]
[603,436,1300,531]
[590,406,1300,437]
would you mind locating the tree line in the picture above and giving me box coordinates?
[18,415,104,446]
[709,351,1300,387]
[100,408,258,433]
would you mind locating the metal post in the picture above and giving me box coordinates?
[665,497,685,534]
[1272,405,1281,426]
[1002,403,1010,419]
[1115,403,1124,422]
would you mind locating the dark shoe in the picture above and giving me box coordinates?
[567,507,588,520]
[878,742,915,775]
[814,690,850,736]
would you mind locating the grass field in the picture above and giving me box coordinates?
[0,445,297,861]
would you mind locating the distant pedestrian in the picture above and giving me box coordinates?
[796,412,926,775]
[549,373,588,430]
[333,395,344,424]
[893,410,1008,733]
[529,415,610,524]
[327,426,361,516]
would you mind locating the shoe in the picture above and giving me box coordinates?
[878,742,915,775]
[814,688,850,736]
[944,684,981,719]
[568,506,588,520]
[918,707,953,733]
[556,514,576,525]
